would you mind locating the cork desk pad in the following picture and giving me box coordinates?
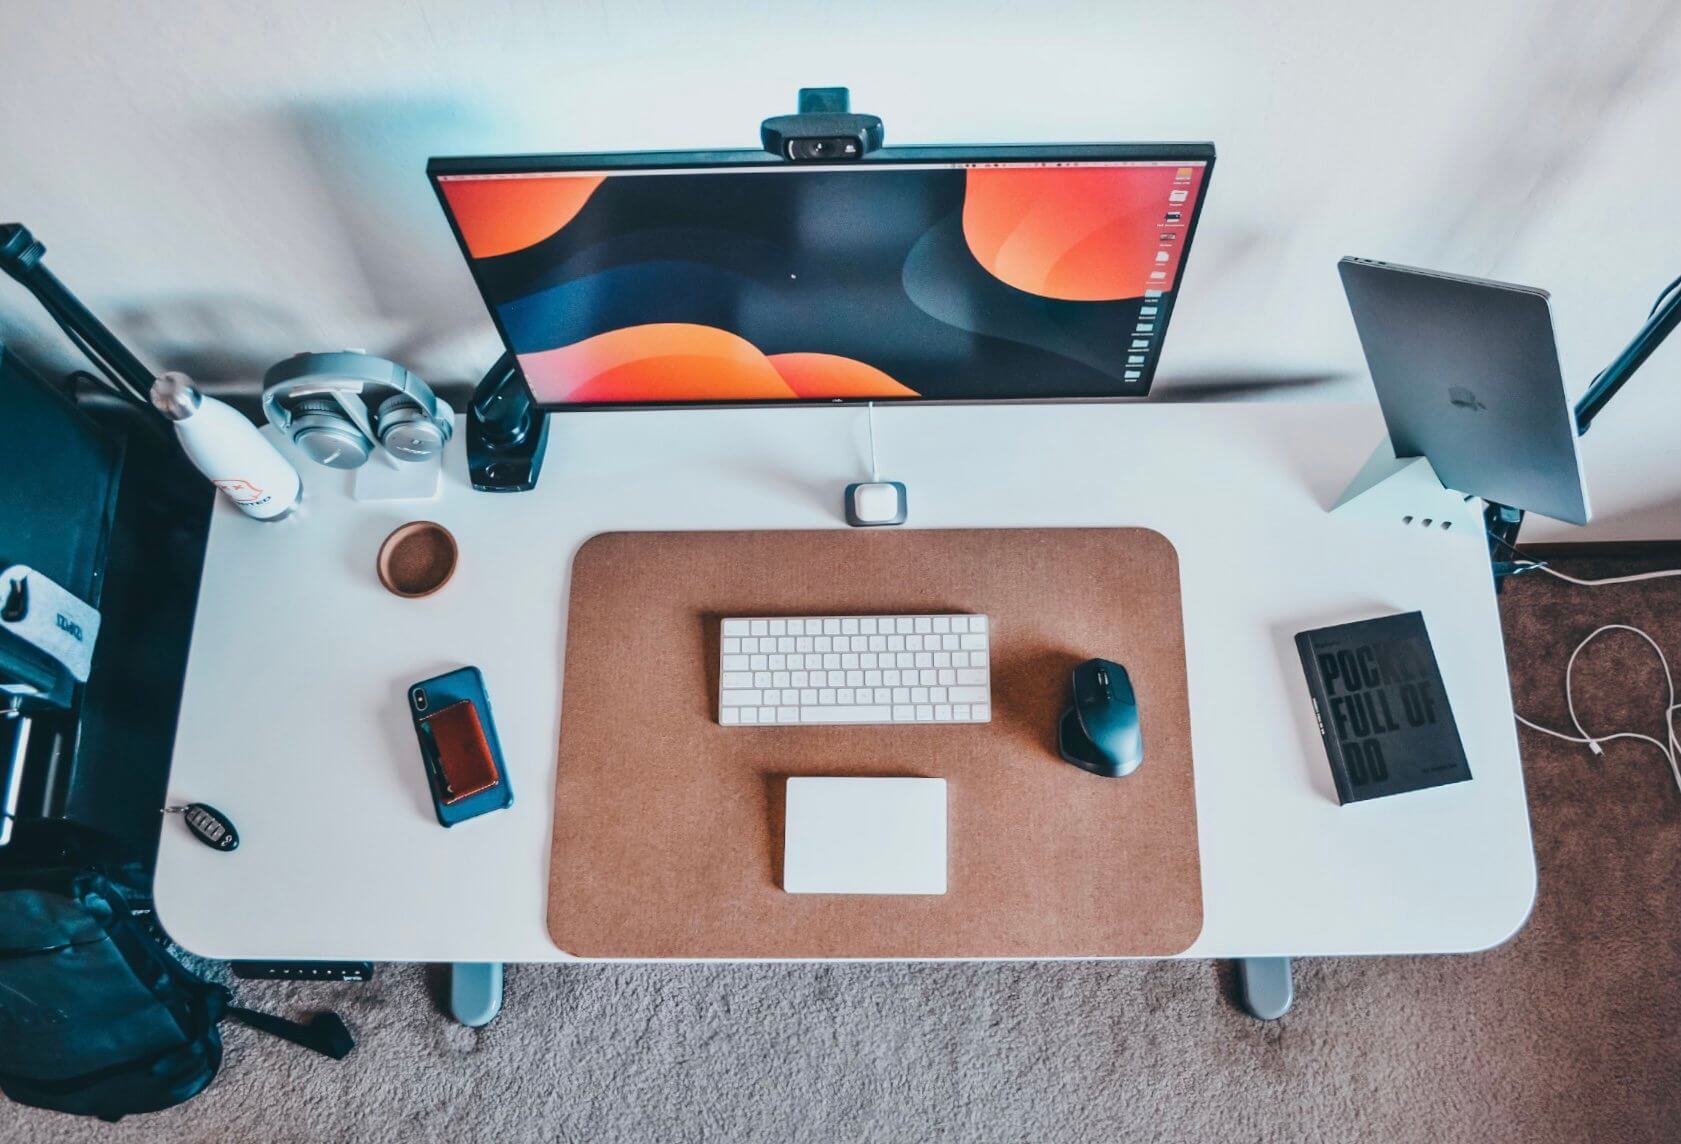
[550,529,1202,959]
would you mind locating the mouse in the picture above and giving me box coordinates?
[1058,658,1144,777]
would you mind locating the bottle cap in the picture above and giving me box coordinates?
[149,372,203,420]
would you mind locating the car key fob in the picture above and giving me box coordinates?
[166,803,240,851]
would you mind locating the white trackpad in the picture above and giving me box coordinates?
[783,777,947,895]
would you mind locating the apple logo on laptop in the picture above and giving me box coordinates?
[1448,386,1487,412]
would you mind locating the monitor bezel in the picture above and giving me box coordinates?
[427,142,1216,411]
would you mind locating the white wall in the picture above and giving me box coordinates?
[3,0,1677,540]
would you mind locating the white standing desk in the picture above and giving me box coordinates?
[153,402,1536,963]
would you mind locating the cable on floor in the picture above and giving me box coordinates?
[1513,606,1681,796]
[1515,560,1681,587]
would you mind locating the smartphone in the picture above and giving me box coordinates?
[406,666,513,827]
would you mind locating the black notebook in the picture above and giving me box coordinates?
[1295,611,1472,804]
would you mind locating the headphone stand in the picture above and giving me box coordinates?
[352,451,442,502]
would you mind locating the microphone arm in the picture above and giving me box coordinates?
[0,223,158,406]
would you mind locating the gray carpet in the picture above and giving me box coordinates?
[6,553,1678,1142]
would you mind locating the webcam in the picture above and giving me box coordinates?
[760,87,883,162]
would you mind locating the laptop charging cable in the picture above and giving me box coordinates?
[1504,558,1681,796]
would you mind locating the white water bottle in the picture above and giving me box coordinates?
[150,372,302,521]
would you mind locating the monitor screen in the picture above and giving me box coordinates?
[429,146,1213,407]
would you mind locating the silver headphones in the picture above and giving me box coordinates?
[262,351,455,469]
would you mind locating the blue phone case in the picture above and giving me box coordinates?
[407,666,513,827]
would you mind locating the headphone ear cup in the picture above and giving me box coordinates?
[288,398,372,469]
[374,395,452,462]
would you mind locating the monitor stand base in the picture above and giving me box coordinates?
[466,352,549,493]
[468,406,548,492]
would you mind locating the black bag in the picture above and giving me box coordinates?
[0,868,353,1121]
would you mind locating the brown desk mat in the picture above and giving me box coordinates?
[550,529,1202,958]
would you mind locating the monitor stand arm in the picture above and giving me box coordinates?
[466,352,549,492]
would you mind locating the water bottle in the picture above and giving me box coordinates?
[149,372,302,521]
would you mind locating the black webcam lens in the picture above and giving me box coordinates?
[788,136,860,161]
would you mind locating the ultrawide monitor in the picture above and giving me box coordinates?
[429,144,1214,408]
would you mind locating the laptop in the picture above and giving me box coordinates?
[1338,257,1591,526]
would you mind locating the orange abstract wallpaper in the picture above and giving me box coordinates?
[962,165,1206,301]
[438,175,604,259]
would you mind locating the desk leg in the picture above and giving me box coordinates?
[1236,957,1293,1020]
[449,962,503,1028]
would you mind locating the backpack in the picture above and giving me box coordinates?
[0,868,353,1121]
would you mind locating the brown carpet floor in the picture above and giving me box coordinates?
[6,553,1677,1143]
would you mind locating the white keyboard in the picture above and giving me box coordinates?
[718,614,992,726]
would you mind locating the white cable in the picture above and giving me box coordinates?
[1514,623,1681,796]
[1517,561,1681,586]
[866,401,879,483]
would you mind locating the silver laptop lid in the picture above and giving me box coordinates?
[1338,257,1591,526]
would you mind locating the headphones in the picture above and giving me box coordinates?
[261,351,454,469]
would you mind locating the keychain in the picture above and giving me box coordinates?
[164,803,239,851]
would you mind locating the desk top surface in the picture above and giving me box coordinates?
[154,402,1535,962]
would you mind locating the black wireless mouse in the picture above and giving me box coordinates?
[1058,658,1144,777]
